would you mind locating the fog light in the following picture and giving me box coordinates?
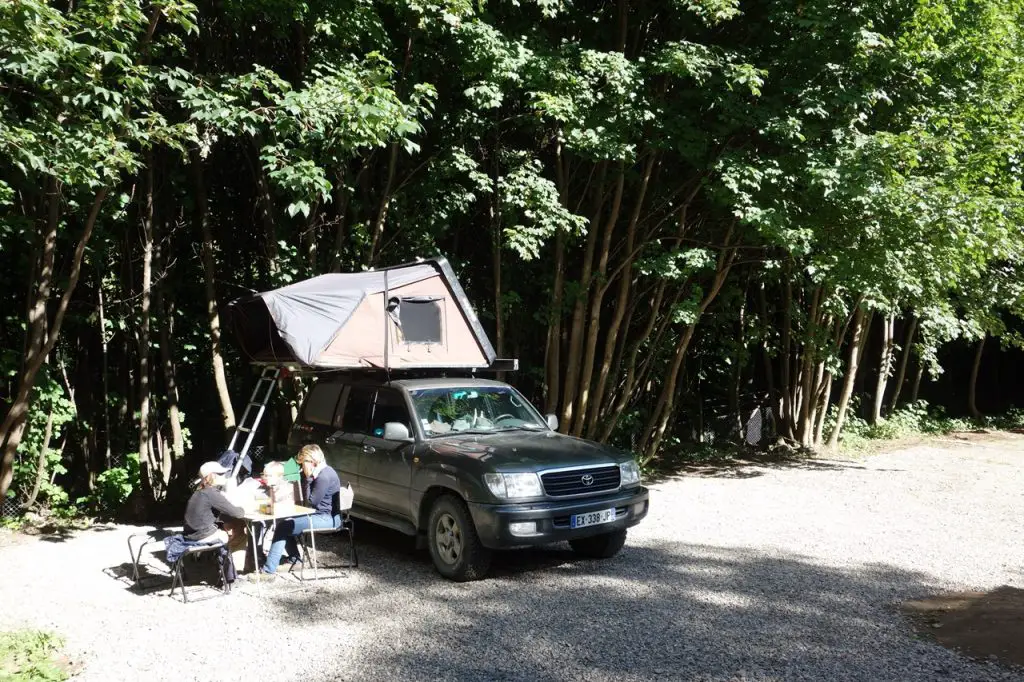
[509,521,537,537]
[632,501,647,515]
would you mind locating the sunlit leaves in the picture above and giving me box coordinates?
[0,0,199,187]
[499,156,586,260]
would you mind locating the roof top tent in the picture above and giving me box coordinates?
[222,257,516,477]
[227,257,502,371]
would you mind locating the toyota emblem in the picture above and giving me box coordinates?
[581,474,594,486]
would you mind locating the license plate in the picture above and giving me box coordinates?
[571,508,616,529]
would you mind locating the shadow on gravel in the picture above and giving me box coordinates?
[270,526,1009,682]
[645,449,907,485]
[32,523,120,544]
[651,457,907,483]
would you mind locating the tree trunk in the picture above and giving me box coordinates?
[138,166,157,497]
[368,142,400,266]
[826,307,871,448]
[252,149,279,277]
[796,287,822,445]
[888,315,918,411]
[330,171,350,272]
[871,313,896,424]
[598,281,669,442]
[0,189,107,500]
[154,233,184,463]
[968,334,985,419]
[544,232,566,415]
[24,407,55,509]
[491,193,505,380]
[731,297,746,440]
[368,35,413,265]
[584,153,655,438]
[599,199,691,441]
[572,162,626,435]
[640,325,697,459]
[192,153,236,433]
[910,356,925,403]
[756,283,777,439]
[544,144,569,416]
[640,230,736,458]
[96,267,112,469]
[813,372,833,448]
[559,161,608,430]
[779,272,794,439]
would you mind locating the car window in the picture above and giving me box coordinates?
[409,386,546,436]
[338,386,374,436]
[302,382,343,426]
[369,389,412,438]
[331,386,350,427]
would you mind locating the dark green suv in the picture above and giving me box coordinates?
[289,375,650,581]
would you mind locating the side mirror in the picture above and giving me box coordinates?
[383,422,414,442]
[545,414,559,431]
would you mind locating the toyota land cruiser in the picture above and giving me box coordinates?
[288,375,650,581]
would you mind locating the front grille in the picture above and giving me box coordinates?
[541,465,620,497]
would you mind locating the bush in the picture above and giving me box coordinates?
[76,453,140,514]
[837,400,1017,449]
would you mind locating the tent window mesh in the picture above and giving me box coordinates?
[400,298,443,344]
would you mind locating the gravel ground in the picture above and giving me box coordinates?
[1,432,1022,682]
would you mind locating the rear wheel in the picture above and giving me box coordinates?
[569,528,627,559]
[427,494,492,581]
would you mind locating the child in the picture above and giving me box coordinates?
[259,460,297,511]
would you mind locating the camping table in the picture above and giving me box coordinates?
[243,504,316,596]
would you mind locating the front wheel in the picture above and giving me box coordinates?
[427,495,492,581]
[569,528,627,559]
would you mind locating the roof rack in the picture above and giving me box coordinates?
[248,358,519,378]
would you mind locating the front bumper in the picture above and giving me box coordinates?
[467,486,650,549]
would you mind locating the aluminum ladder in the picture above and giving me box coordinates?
[228,366,280,480]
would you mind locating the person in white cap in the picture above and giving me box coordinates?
[183,461,246,544]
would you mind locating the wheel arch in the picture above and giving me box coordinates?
[417,484,464,533]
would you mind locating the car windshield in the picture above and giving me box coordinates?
[408,386,547,437]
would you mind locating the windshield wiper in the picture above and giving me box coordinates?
[497,423,545,431]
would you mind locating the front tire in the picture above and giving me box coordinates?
[427,495,492,581]
[569,528,627,559]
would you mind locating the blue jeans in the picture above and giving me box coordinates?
[262,513,340,574]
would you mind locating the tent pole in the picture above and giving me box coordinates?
[384,269,390,382]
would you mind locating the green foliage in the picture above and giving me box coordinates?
[78,454,140,513]
[0,630,68,682]
[499,156,586,259]
[2,0,1024,509]
[835,401,1024,450]
[10,373,75,511]
[0,0,199,186]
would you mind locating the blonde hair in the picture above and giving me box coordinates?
[296,444,325,465]
[262,461,285,478]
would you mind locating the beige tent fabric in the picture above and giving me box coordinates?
[317,276,488,368]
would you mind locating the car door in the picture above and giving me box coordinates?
[326,385,374,492]
[358,388,416,520]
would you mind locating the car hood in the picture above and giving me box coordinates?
[420,430,628,470]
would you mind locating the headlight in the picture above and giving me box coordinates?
[619,460,641,486]
[483,472,543,499]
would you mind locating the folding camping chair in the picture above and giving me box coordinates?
[127,531,235,602]
[167,538,236,603]
[294,487,358,580]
